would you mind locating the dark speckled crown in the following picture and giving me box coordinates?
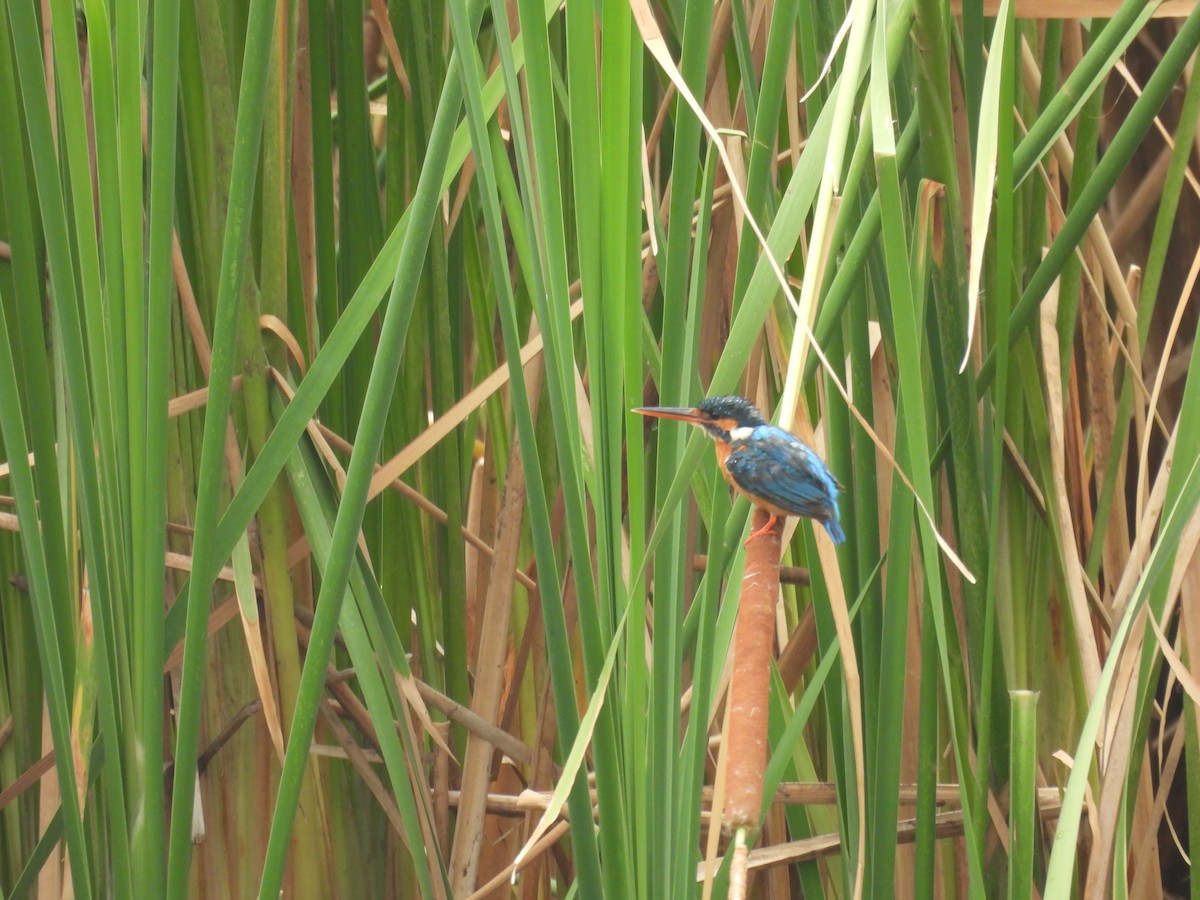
[697,395,768,427]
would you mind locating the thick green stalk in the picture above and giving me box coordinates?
[649,1,715,894]
[973,0,1017,861]
[410,0,469,741]
[164,0,280,892]
[42,0,124,588]
[912,0,988,711]
[178,0,233,311]
[584,0,645,884]
[330,0,384,437]
[430,259,470,743]
[380,0,438,705]
[505,0,633,894]
[136,0,183,890]
[1053,79,1103,390]
[862,35,913,888]
[912,597,941,896]
[305,0,337,355]
[262,4,332,892]
[114,0,145,456]
[878,10,985,886]
[251,0,305,748]
[80,0,133,553]
[1008,691,1039,900]
[668,151,720,899]
[867,418,916,900]
[600,2,644,892]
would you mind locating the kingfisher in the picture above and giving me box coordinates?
[634,395,846,544]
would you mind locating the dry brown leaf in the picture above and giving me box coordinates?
[366,0,411,101]
[1039,269,1102,699]
[231,532,286,762]
[395,673,454,760]
[258,313,307,375]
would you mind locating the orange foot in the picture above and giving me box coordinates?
[744,513,780,545]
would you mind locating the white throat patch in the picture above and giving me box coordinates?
[729,426,756,443]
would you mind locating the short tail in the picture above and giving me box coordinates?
[823,518,846,544]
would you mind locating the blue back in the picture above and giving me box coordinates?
[724,425,845,543]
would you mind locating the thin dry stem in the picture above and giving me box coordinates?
[728,828,750,900]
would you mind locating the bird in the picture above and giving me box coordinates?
[634,395,846,544]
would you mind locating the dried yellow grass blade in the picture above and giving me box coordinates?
[1135,243,1200,523]
[1146,609,1200,712]
[449,436,530,894]
[231,530,286,762]
[71,585,95,814]
[1038,270,1102,699]
[366,0,411,101]
[366,298,584,501]
[962,0,1013,373]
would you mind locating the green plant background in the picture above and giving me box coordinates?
[0,0,1198,897]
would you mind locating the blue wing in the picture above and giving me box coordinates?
[724,426,845,541]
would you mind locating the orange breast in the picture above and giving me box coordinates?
[714,441,737,489]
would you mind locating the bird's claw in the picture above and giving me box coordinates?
[744,515,779,545]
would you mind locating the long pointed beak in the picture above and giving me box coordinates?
[632,405,705,425]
